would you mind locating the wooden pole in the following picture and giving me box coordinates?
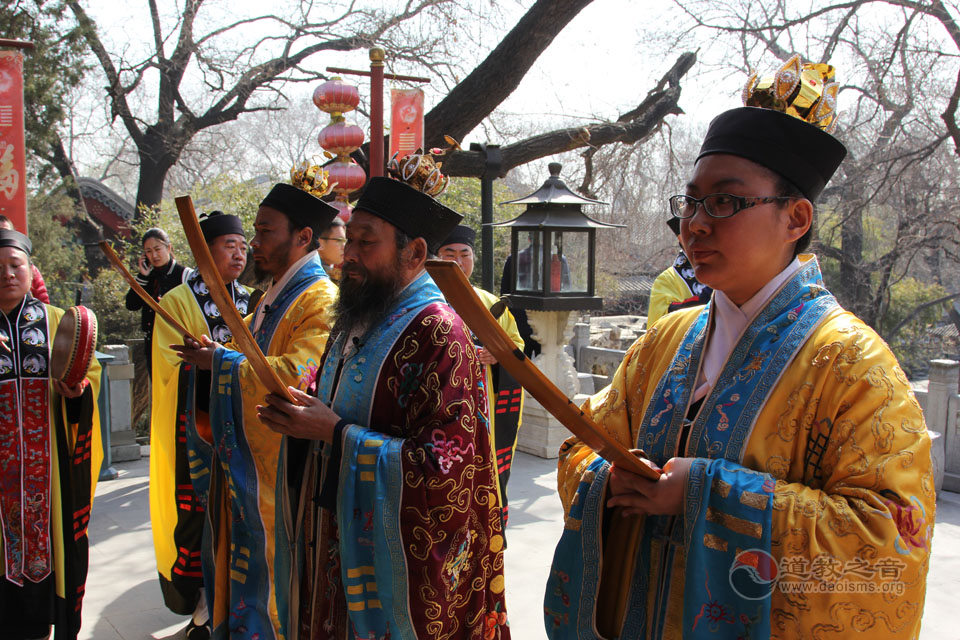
[369,48,385,177]
[326,67,430,83]
[0,39,34,50]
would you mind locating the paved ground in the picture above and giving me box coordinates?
[81,452,959,639]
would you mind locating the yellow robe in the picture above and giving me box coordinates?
[555,256,934,639]
[48,304,104,594]
[149,279,250,613]
[472,287,525,520]
[647,265,693,326]
[208,262,337,639]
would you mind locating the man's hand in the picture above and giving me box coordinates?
[53,378,86,399]
[170,335,221,371]
[606,453,693,516]
[258,386,341,442]
[476,346,498,366]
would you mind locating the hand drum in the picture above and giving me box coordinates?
[50,306,98,388]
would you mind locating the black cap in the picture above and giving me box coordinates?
[439,224,476,250]
[666,216,680,236]
[697,106,847,200]
[353,177,463,254]
[199,211,245,243]
[260,183,339,234]
[0,230,31,255]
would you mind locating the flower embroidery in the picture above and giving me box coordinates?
[484,602,508,640]
[296,358,319,391]
[424,429,475,474]
[881,492,928,552]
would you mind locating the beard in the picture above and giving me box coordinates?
[333,255,406,339]
[253,236,295,282]
[253,261,270,282]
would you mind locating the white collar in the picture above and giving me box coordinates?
[694,256,802,401]
[251,252,315,332]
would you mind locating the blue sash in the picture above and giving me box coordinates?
[185,277,250,501]
[209,255,327,640]
[546,258,838,639]
[314,271,445,640]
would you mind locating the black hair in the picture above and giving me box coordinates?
[773,176,810,256]
[394,228,436,260]
[322,217,346,233]
[142,227,171,247]
[285,219,320,252]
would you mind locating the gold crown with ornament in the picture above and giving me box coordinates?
[386,135,461,197]
[742,54,839,133]
[290,157,333,198]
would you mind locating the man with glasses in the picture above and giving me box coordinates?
[546,59,933,639]
[316,216,346,283]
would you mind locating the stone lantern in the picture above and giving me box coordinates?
[495,162,621,311]
[493,162,623,458]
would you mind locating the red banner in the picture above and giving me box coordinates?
[0,51,26,233]
[389,88,424,159]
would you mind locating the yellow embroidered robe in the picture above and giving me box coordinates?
[472,286,524,521]
[554,257,934,639]
[647,265,692,326]
[149,278,250,614]
[208,260,336,640]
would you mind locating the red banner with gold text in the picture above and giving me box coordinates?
[0,52,26,233]
[389,89,424,160]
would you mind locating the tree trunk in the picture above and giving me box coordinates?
[838,205,867,319]
[423,0,597,149]
[135,128,184,213]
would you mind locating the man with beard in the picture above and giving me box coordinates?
[259,175,511,640]
[150,211,251,639]
[175,183,339,640]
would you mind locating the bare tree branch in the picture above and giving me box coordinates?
[439,53,694,179]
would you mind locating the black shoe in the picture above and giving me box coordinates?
[185,619,211,640]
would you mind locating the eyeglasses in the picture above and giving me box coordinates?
[668,193,795,219]
[319,237,347,245]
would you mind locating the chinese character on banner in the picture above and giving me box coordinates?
[389,88,424,159]
[0,51,26,233]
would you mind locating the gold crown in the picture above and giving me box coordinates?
[386,135,461,197]
[290,158,333,198]
[742,54,839,133]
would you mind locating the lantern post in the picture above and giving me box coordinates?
[326,49,431,179]
[492,162,624,458]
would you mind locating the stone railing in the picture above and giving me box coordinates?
[97,344,140,481]
[911,359,956,494]
[570,322,627,391]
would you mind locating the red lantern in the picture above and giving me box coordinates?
[317,121,365,156]
[313,77,360,114]
[327,161,367,194]
[332,197,352,221]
